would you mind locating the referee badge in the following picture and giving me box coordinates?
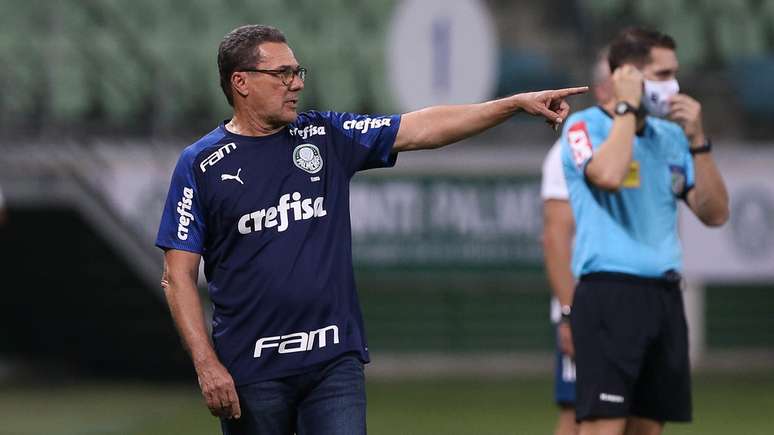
[670,164,686,197]
[293,143,323,174]
[622,161,641,188]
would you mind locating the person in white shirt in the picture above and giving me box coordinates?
[541,49,612,435]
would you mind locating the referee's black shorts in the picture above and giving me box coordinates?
[570,271,692,423]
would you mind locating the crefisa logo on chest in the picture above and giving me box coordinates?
[293,143,323,174]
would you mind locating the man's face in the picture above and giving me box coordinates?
[239,42,304,126]
[642,47,679,81]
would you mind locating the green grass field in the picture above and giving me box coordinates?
[1,372,772,435]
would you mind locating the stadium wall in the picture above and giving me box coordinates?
[1,140,772,377]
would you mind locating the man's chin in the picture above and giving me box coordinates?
[266,110,298,129]
[282,110,299,124]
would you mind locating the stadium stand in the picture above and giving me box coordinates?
[496,50,571,97]
[728,56,774,120]
[0,0,771,137]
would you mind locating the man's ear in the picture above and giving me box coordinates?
[231,72,249,99]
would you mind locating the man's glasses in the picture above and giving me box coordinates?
[240,66,307,86]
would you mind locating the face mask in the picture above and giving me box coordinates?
[642,78,679,117]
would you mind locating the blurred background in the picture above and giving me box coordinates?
[0,0,772,434]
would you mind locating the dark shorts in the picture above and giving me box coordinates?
[221,352,366,435]
[570,272,692,423]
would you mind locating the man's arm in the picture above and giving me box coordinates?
[685,152,729,226]
[162,249,241,420]
[584,65,642,190]
[392,87,588,153]
[669,94,729,226]
[543,199,576,357]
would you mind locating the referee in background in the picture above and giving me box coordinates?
[560,27,729,435]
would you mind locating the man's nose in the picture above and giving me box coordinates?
[289,78,304,91]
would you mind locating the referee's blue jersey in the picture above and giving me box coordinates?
[156,111,400,386]
[560,106,695,278]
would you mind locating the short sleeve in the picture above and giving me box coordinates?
[155,148,207,253]
[325,112,402,176]
[541,140,568,201]
[665,124,695,200]
[684,145,696,191]
[563,119,595,176]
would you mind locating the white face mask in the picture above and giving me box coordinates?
[642,78,680,117]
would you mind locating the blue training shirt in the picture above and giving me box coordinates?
[560,106,695,278]
[156,111,401,385]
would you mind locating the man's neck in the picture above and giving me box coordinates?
[601,100,647,132]
[227,108,285,137]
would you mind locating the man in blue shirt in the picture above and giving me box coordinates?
[157,24,587,435]
[561,28,728,435]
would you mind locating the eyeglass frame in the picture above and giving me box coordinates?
[238,66,307,86]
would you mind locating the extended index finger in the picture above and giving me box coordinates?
[552,86,589,98]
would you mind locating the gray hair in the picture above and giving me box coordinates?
[217,25,288,106]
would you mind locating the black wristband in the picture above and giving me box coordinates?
[690,138,712,155]
[560,304,571,322]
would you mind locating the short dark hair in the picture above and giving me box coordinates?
[218,25,287,106]
[607,27,676,72]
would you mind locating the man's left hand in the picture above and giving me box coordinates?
[669,94,705,144]
[558,321,575,358]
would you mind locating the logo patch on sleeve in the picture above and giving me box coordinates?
[567,121,593,168]
[670,164,686,196]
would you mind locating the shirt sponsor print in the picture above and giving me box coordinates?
[237,192,327,234]
[176,187,195,240]
[200,142,236,173]
[568,121,593,169]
